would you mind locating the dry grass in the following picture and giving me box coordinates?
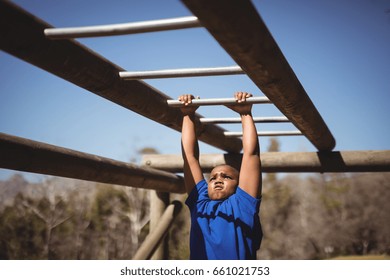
[330,255,390,260]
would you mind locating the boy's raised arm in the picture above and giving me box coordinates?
[228,92,262,198]
[180,94,204,194]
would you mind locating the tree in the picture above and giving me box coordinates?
[21,192,72,258]
[258,138,302,259]
[0,193,46,259]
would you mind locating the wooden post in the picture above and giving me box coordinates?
[150,191,170,259]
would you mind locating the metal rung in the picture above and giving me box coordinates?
[167,96,271,107]
[200,116,289,124]
[44,16,201,39]
[224,131,303,137]
[120,65,244,80]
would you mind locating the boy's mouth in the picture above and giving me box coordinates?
[214,185,223,190]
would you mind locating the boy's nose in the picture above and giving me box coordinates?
[214,177,223,184]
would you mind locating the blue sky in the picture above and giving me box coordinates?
[1,0,389,181]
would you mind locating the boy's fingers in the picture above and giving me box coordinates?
[234,92,242,103]
[244,93,253,102]
[234,91,252,103]
[178,95,185,102]
[179,94,195,105]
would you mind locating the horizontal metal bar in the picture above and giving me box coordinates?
[224,130,303,137]
[0,1,242,153]
[119,65,244,80]
[141,150,390,173]
[167,96,271,107]
[0,132,185,193]
[44,16,201,39]
[132,201,182,260]
[200,116,289,124]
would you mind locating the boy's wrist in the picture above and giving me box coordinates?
[239,111,252,117]
[181,108,197,116]
[182,111,196,117]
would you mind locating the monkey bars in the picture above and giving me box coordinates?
[41,0,336,151]
[0,1,241,153]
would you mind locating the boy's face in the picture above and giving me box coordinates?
[208,165,239,200]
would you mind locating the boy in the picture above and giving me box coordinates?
[179,92,262,260]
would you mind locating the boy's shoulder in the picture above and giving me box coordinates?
[185,179,208,208]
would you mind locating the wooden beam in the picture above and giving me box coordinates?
[0,133,186,193]
[141,150,390,173]
[0,1,241,153]
[181,0,336,151]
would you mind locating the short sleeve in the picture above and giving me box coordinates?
[185,179,209,210]
[235,187,261,215]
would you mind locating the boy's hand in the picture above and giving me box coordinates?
[178,94,199,115]
[227,91,253,115]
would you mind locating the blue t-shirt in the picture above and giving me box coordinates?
[185,179,262,260]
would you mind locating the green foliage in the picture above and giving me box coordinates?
[318,175,350,213]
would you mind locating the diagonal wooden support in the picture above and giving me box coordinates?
[132,200,182,260]
[0,1,241,153]
[181,0,336,151]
